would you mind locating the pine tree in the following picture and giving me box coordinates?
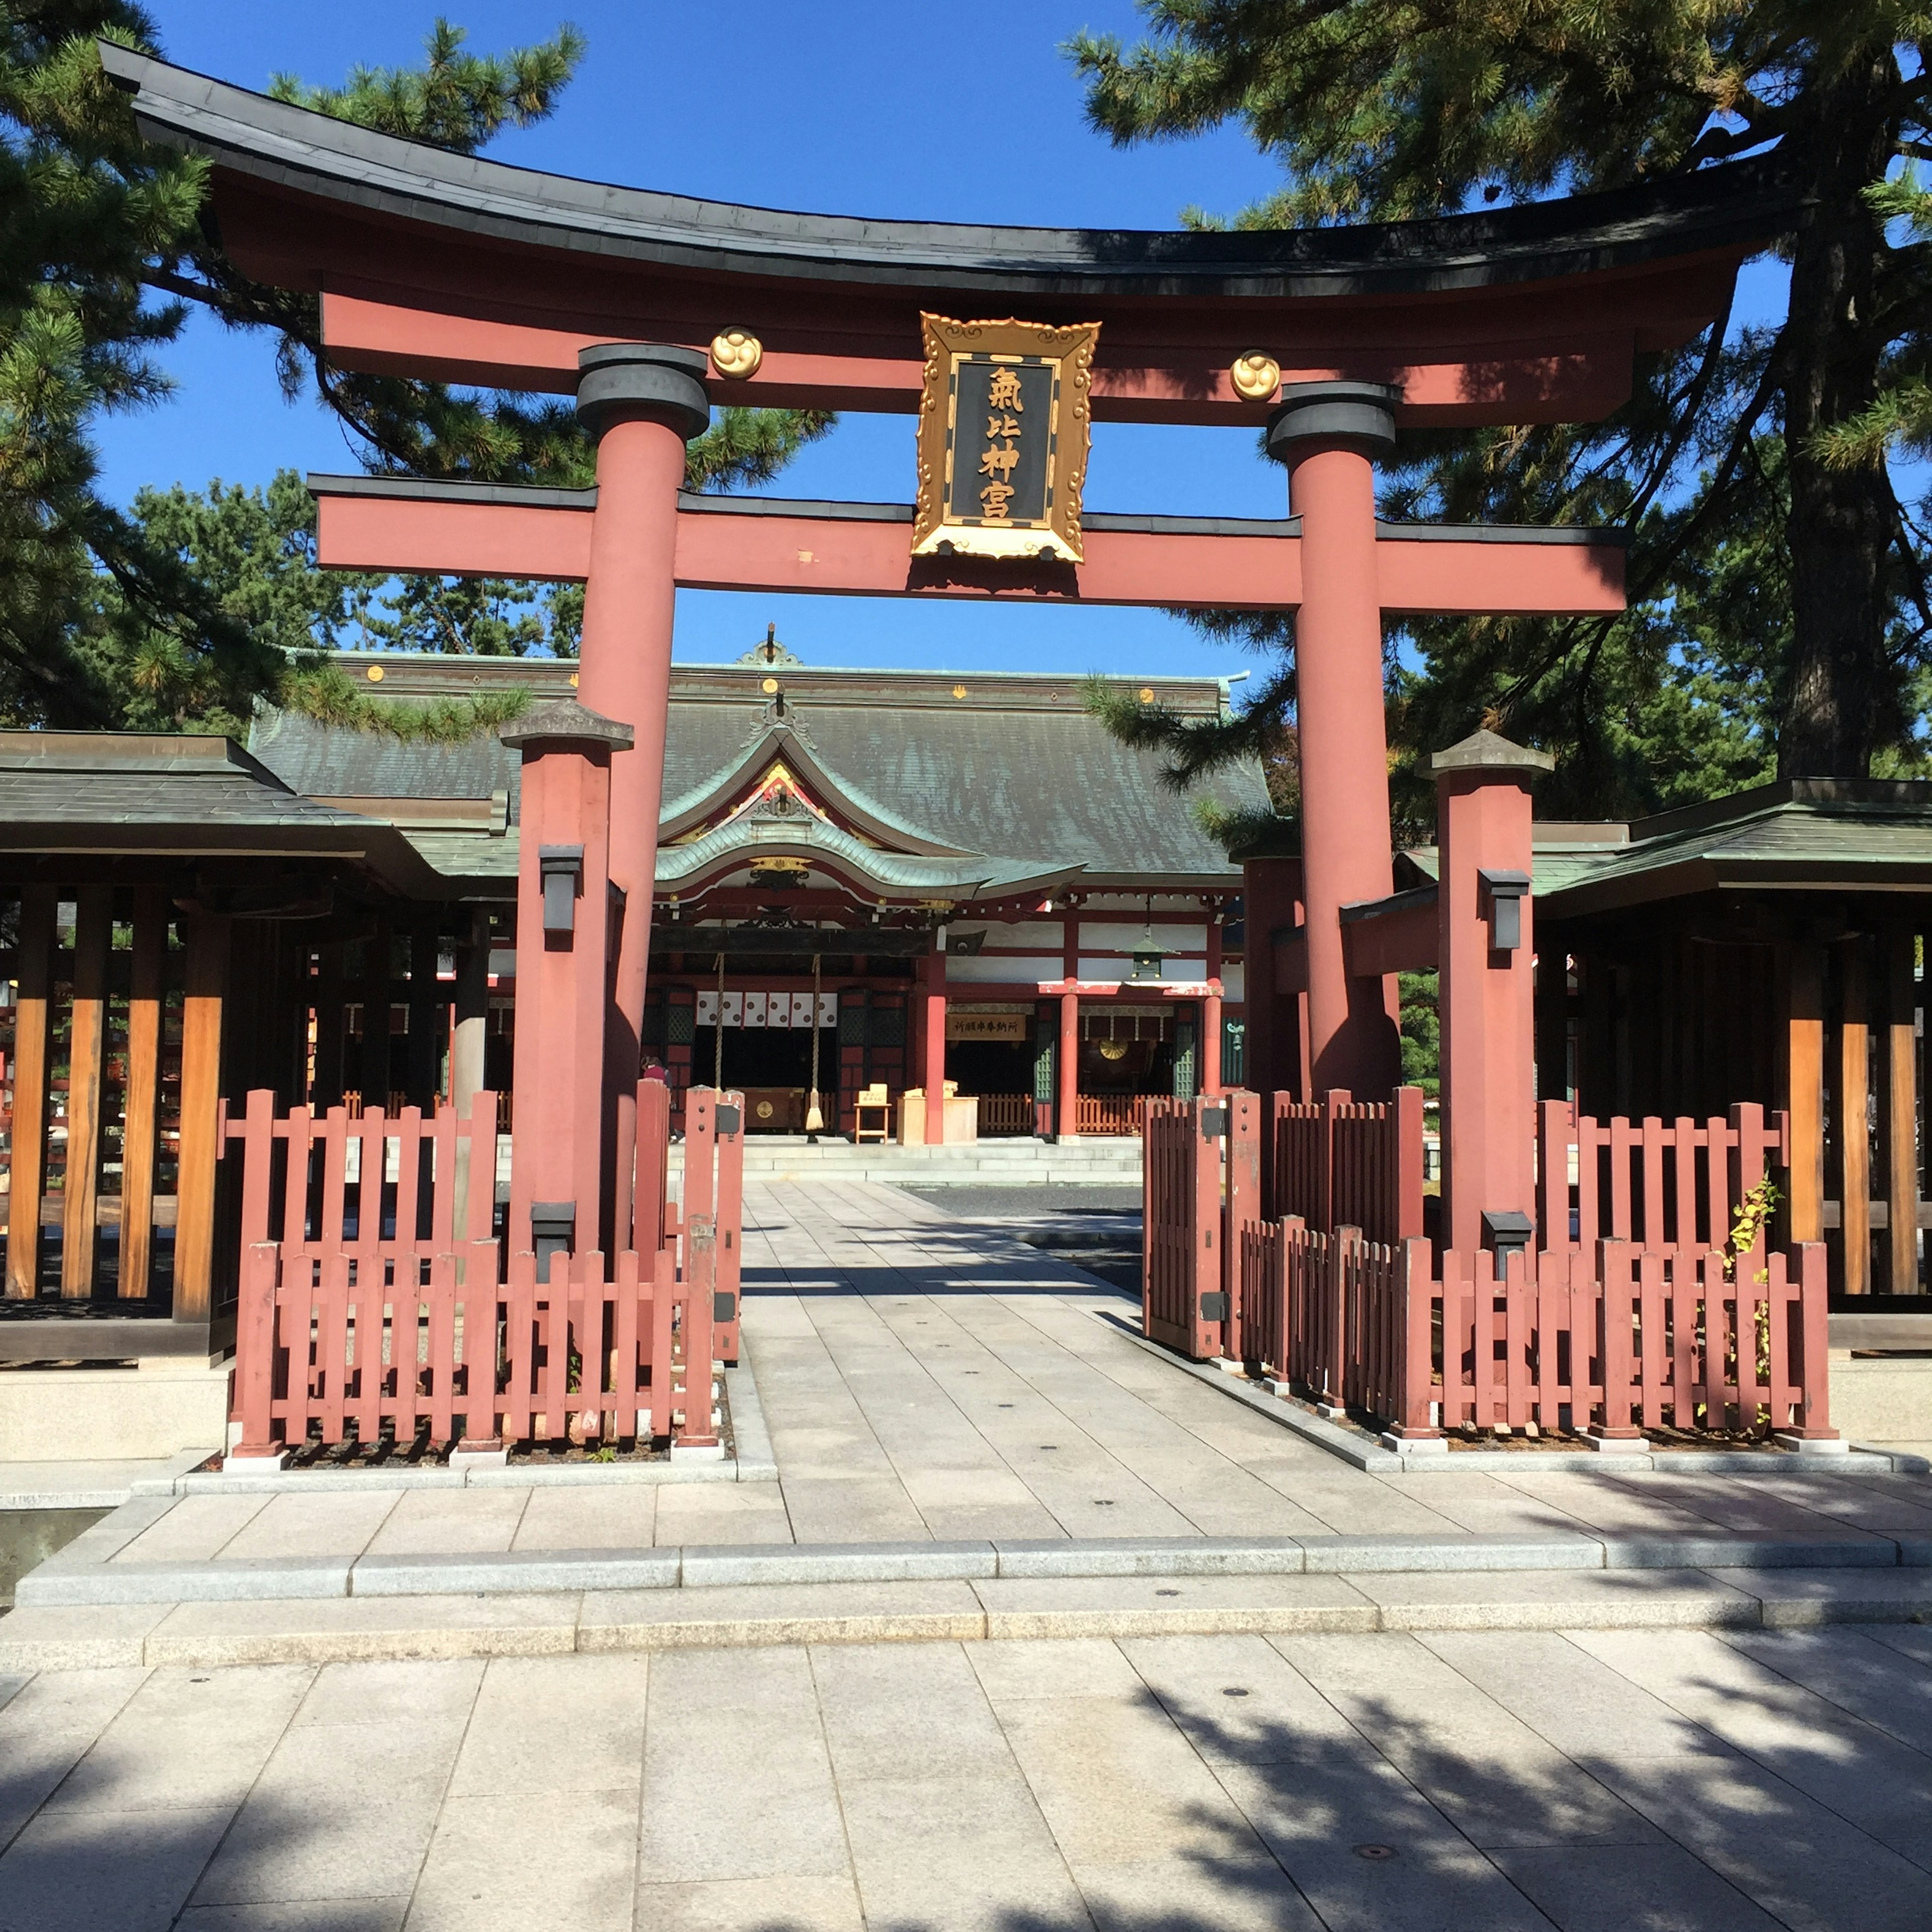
[0,9,831,729]
[1070,4,1932,792]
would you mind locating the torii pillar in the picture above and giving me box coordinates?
[572,345,710,1236]
[1266,383,1404,1099]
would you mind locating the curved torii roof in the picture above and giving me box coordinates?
[103,45,1796,427]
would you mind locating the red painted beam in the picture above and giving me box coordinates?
[319,292,1642,428]
[317,488,1624,616]
[1379,536,1625,615]
[1343,896,1441,976]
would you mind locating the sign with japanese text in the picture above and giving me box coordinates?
[913,314,1099,564]
[946,1011,1030,1042]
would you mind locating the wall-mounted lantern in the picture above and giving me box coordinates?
[1478,868,1531,951]
[539,845,584,934]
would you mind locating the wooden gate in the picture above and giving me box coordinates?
[1142,1094,1227,1357]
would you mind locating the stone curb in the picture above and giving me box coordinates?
[1097,1312,1921,1475]
[0,1450,213,1512]
[6,1566,1928,1670]
[19,1526,1931,1608]
[114,1352,782,1498]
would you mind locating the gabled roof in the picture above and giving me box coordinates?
[248,652,1263,892]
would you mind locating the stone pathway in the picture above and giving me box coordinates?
[4,1623,1932,1929]
[47,1177,1932,1570]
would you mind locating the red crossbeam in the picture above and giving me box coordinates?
[315,490,1625,615]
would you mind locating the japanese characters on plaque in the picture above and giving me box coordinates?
[912,314,1100,565]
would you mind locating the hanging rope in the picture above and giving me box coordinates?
[713,948,726,1090]
[805,952,824,1137]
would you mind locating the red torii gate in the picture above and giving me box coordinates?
[107,46,1781,1258]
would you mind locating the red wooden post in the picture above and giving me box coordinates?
[924,937,949,1144]
[679,1213,719,1445]
[1387,1234,1441,1438]
[1783,1240,1838,1441]
[1394,1084,1426,1242]
[1432,730,1552,1256]
[1225,1088,1261,1359]
[226,1242,283,1460]
[1590,1239,1643,1442]
[713,1086,745,1364]
[504,699,633,1265]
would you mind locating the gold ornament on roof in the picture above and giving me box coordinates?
[710,329,763,378]
[364,663,384,682]
[1230,352,1281,401]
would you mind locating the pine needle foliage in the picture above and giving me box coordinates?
[1070,4,1932,793]
[0,11,833,735]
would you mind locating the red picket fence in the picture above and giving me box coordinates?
[1269,1087,1425,1246]
[1230,1222,1831,1440]
[1421,1240,1829,1438]
[1539,1100,1789,1255]
[226,1089,500,1273]
[223,1082,743,1456]
[231,1234,720,1452]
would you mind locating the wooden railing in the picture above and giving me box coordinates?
[1077,1094,1144,1136]
[1538,1101,1788,1254]
[231,1235,720,1453]
[1232,1221,1831,1440]
[975,1092,1035,1137]
[1269,1087,1425,1245]
[223,1082,744,1456]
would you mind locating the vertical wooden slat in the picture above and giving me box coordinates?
[173,912,230,1324]
[7,887,54,1297]
[1886,925,1920,1294]
[1839,936,1871,1296]
[1785,941,1826,1244]
[119,888,166,1299]
[60,889,112,1298]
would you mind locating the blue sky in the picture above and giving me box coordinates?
[102,4,1790,679]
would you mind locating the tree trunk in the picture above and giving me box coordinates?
[1780,49,1898,778]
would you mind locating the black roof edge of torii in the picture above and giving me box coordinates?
[100,43,1805,302]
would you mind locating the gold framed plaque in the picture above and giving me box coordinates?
[912,313,1100,564]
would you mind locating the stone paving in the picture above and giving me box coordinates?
[4,1624,1932,1929]
[34,1176,1932,1567]
[5,1179,1932,1926]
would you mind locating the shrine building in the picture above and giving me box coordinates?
[245,642,1266,1141]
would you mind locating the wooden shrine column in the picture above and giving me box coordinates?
[924,937,949,1145]
[573,345,710,1239]
[1782,938,1827,1246]
[61,889,112,1297]
[1267,385,1403,1099]
[1839,935,1872,1295]
[1432,730,1553,1255]
[173,912,230,1325]
[6,887,54,1298]
[503,699,634,1266]
[1202,917,1224,1095]
[1058,915,1079,1140]
[119,889,167,1300]
[1885,924,1921,1293]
